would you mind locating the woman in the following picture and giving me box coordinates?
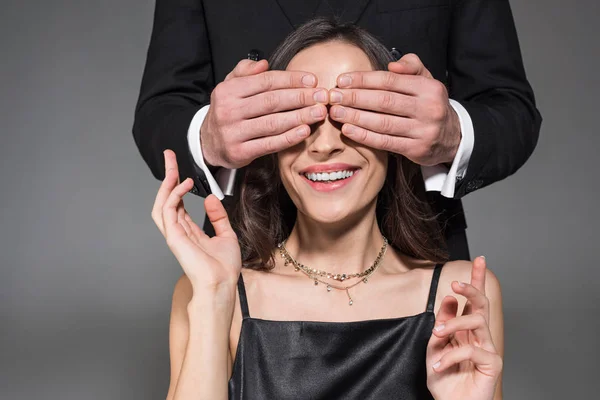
[152,19,503,400]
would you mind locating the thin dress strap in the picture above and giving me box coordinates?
[237,272,250,319]
[426,264,444,313]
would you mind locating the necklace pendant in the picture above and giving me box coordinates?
[294,266,299,272]
[326,285,332,292]
[349,299,353,306]
[314,279,318,286]
[363,277,368,283]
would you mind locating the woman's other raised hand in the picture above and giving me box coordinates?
[151,150,242,297]
[426,257,503,400]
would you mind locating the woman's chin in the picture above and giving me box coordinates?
[301,204,355,226]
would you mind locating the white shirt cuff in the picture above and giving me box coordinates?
[421,99,475,198]
[187,105,228,200]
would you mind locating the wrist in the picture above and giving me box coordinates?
[199,119,221,171]
[443,106,462,165]
[188,282,237,311]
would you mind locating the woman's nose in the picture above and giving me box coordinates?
[308,112,346,159]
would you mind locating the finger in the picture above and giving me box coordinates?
[471,256,487,294]
[330,105,416,138]
[432,345,502,376]
[238,70,317,97]
[243,103,326,140]
[242,88,328,118]
[242,124,310,158]
[162,178,195,238]
[340,122,413,154]
[451,280,489,318]
[204,194,237,239]
[152,150,180,235]
[432,314,495,350]
[225,59,269,81]
[336,70,424,95]
[388,53,433,78]
[329,89,417,117]
[185,213,209,242]
[178,205,192,237]
[429,295,459,350]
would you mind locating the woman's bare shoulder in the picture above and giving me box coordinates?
[440,259,501,293]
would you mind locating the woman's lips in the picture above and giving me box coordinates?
[300,169,360,192]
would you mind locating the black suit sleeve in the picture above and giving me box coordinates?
[448,0,542,198]
[133,0,214,197]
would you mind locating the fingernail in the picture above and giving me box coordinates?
[311,106,324,118]
[313,89,327,103]
[458,281,466,287]
[338,75,352,87]
[329,90,342,104]
[433,324,445,332]
[332,106,345,118]
[302,74,316,86]
[433,361,441,370]
[480,255,486,260]
[296,126,308,137]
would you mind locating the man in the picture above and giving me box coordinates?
[133,0,542,260]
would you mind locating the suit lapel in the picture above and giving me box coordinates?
[275,0,372,27]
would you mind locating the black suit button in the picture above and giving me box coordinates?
[190,185,199,194]
[247,49,262,61]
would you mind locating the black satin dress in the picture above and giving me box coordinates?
[228,264,443,400]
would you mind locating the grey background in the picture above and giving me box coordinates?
[1,0,598,399]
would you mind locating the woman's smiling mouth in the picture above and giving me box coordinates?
[299,164,361,192]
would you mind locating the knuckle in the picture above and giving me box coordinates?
[297,90,307,107]
[357,128,369,143]
[404,53,420,64]
[265,116,279,133]
[350,90,358,107]
[379,92,396,112]
[264,138,277,154]
[433,80,448,96]
[212,82,228,101]
[214,107,232,125]
[429,103,446,121]
[383,72,397,89]
[475,313,487,326]
[378,116,394,134]
[298,108,309,125]
[283,131,295,147]
[380,133,393,150]
[263,92,279,111]
[350,109,361,125]
[262,72,274,91]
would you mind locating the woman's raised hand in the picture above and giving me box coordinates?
[426,257,503,400]
[151,150,242,294]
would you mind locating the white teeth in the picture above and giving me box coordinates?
[304,170,355,182]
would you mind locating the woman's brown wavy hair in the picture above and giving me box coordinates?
[230,17,448,270]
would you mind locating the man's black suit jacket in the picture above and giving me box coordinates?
[133,0,542,260]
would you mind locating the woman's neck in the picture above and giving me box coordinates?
[282,202,386,275]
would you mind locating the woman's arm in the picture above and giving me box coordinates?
[486,266,505,400]
[152,150,242,399]
[426,257,504,400]
[166,275,235,400]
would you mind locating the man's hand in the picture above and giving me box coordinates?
[328,53,461,166]
[200,59,328,169]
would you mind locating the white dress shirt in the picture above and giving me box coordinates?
[187,99,474,200]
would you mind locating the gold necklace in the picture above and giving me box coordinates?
[277,237,388,306]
